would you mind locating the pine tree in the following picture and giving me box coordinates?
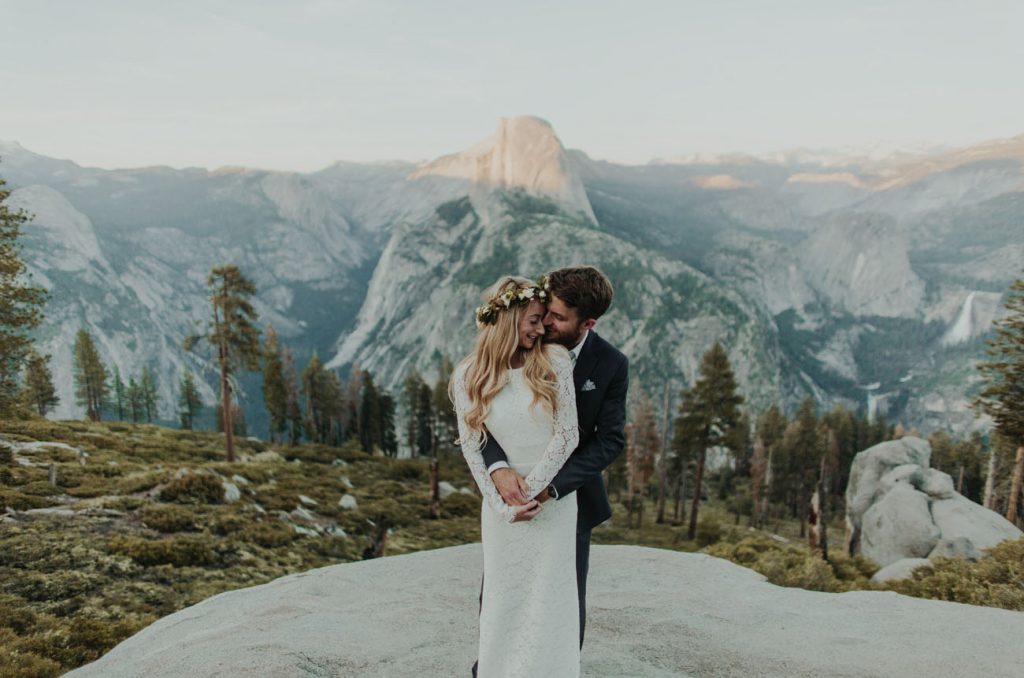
[282,345,303,446]
[973,274,1024,525]
[380,392,398,457]
[0,172,48,416]
[783,397,823,538]
[20,350,58,416]
[626,388,660,527]
[73,329,108,421]
[302,351,330,444]
[184,265,261,462]
[403,369,431,456]
[674,342,744,540]
[112,366,127,420]
[126,376,143,422]
[262,324,288,442]
[343,364,363,445]
[432,356,458,457]
[178,369,203,430]
[140,366,158,422]
[755,404,787,529]
[360,373,382,454]
[750,436,768,528]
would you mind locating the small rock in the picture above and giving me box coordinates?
[921,470,956,500]
[299,494,318,506]
[332,458,348,467]
[222,482,241,503]
[438,481,457,499]
[231,474,250,486]
[326,525,348,537]
[293,525,318,537]
[252,451,284,464]
[341,477,354,489]
[871,558,932,583]
[338,494,358,510]
[252,503,267,514]
[928,537,982,561]
[459,487,474,495]
[291,506,316,521]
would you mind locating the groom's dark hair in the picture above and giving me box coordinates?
[548,266,614,321]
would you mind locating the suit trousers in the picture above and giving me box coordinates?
[471,523,594,676]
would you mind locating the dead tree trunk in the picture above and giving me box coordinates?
[983,448,998,510]
[429,456,441,519]
[362,515,389,559]
[686,446,706,541]
[655,381,671,524]
[1007,445,1024,525]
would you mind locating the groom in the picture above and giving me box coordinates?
[483,265,629,647]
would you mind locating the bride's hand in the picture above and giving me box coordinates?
[511,500,542,522]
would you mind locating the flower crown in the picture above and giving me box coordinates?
[475,275,550,328]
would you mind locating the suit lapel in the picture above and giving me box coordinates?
[573,330,601,392]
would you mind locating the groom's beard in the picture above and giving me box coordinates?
[542,324,584,349]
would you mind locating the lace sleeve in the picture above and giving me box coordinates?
[522,349,579,498]
[453,364,517,523]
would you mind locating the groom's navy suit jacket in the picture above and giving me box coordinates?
[481,330,629,531]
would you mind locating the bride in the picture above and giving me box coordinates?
[450,274,581,677]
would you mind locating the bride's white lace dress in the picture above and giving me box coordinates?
[453,349,580,678]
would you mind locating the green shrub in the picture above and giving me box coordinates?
[0,593,39,633]
[102,495,146,512]
[0,488,52,511]
[359,497,421,528]
[0,628,63,678]
[159,473,225,504]
[3,570,104,602]
[16,480,61,497]
[209,508,252,536]
[107,534,215,567]
[12,616,143,673]
[695,516,724,547]
[888,536,1024,610]
[0,442,13,465]
[707,534,876,592]
[139,504,197,533]
[441,492,481,518]
[238,521,296,548]
[389,459,425,481]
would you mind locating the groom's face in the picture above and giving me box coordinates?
[543,293,593,348]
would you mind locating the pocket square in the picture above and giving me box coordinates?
[581,379,597,392]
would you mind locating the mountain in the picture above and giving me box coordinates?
[2,118,1022,437]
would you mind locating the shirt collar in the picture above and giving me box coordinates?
[570,330,589,363]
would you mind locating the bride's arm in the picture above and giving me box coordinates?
[522,349,579,498]
[453,365,517,523]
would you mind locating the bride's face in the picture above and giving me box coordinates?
[517,299,546,351]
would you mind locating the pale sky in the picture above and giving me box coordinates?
[1,0,1022,172]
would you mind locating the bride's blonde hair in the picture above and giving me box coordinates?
[449,275,565,443]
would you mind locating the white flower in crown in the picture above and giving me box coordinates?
[520,287,535,300]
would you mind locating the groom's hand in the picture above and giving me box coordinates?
[491,468,529,505]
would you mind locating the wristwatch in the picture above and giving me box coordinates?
[546,484,558,500]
